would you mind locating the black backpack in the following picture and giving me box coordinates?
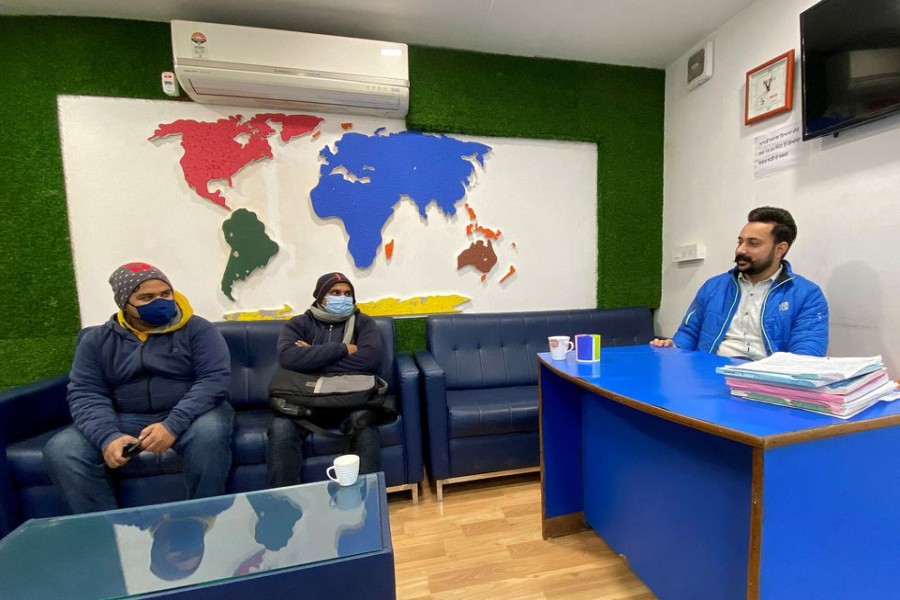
[268,368,396,437]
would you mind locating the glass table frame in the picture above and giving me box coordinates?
[0,472,394,599]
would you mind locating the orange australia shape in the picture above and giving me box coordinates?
[457,239,498,274]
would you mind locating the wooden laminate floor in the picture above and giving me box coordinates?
[387,474,656,599]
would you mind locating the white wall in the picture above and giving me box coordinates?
[661,0,900,371]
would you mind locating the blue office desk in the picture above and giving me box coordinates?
[0,473,394,599]
[539,346,900,600]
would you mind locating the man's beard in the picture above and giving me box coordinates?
[735,248,776,275]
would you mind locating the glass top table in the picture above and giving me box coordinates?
[0,473,387,599]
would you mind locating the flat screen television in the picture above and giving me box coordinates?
[800,0,900,140]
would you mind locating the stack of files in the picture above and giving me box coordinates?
[716,353,898,419]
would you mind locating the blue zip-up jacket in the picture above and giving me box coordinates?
[671,260,829,357]
[67,294,230,451]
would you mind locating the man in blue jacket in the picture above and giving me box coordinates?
[44,263,233,513]
[267,272,383,487]
[652,207,828,358]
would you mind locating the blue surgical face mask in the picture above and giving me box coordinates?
[324,295,354,315]
[132,298,177,326]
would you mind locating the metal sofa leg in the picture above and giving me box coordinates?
[435,467,540,501]
[386,482,420,504]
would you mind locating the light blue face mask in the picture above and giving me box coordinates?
[324,295,354,315]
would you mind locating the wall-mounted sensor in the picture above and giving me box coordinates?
[162,71,180,97]
[686,41,713,91]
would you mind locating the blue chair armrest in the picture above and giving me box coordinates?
[0,374,71,445]
[0,446,17,539]
[394,352,423,484]
[414,350,450,480]
[0,373,71,538]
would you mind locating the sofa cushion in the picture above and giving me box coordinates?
[233,410,270,465]
[218,321,283,410]
[446,386,538,438]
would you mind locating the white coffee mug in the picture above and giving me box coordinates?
[548,336,574,360]
[326,454,360,486]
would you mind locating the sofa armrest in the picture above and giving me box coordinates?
[394,353,423,484]
[0,374,71,445]
[414,351,450,480]
[0,373,71,538]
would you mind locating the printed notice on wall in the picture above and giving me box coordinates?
[753,123,807,178]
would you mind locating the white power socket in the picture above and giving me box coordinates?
[162,71,180,97]
[673,243,707,263]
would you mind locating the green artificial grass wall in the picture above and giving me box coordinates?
[0,16,664,388]
[0,17,173,388]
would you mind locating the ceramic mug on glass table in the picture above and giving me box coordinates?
[327,454,360,486]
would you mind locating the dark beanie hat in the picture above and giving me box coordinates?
[313,272,355,305]
[109,262,172,309]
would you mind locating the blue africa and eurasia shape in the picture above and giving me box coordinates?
[310,130,492,268]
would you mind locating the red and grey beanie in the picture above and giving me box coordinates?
[109,262,172,309]
[313,272,355,305]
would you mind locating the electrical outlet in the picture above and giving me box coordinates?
[673,243,706,263]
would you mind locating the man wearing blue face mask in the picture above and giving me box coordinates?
[266,272,383,487]
[43,262,233,514]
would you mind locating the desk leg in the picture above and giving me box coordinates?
[540,364,586,538]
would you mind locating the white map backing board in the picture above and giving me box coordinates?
[58,96,598,326]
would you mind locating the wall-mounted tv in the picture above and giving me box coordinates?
[800,0,900,140]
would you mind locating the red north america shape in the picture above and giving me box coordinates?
[150,114,322,210]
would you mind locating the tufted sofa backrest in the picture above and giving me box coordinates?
[426,308,653,390]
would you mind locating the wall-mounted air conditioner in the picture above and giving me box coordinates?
[171,20,409,117]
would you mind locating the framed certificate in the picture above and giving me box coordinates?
[744,50,795,126]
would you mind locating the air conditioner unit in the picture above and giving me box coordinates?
[171,20,409,117]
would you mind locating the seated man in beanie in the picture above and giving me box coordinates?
[266,272,383,487]
[44,262,234,514]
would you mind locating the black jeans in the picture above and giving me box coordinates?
[266,414,381,488]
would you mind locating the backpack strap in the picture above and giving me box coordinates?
[293,419,349,439]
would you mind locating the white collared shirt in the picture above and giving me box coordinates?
[717,266,782,361]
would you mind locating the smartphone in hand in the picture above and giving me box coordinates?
[122,439,144,458]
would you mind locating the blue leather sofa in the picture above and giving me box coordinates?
[0,318,423,539]
[415,308,654,500]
